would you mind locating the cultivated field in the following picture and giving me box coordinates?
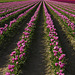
[0,0,75,75]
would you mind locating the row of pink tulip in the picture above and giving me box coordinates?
[48,1,75,11]
[0,2,39,36]
[0,1,26,12]
[48,2,75,17]
[0,1,33,13]
[5,2,42,75]
[0,1,36,15]
[43,2,65,75]
[46,2,75,35]
[49,1,75,13]
[0,2,36,21]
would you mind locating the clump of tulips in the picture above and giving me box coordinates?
[43,2,65,75]
[5,2,42,75]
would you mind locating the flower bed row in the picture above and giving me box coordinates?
[48,1,75,14]
[48,2,75,23]
[0,1,33,14]
[0,2,39,35]
[45,1,75,53]
[45,2,75,37]
[49,3,75,18]
[5,2,42,75]
[0,2,39,52]
[0,2,37,22]
[49,1,75,11]
[43,2,65,75]
[0,1,34,17]
[0,2,37,27]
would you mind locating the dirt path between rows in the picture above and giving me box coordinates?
[45,5,75,75]
[19,5,53,75]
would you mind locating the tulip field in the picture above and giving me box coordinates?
[0,0,75,75]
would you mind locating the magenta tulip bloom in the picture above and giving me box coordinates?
[55,63,58,66]
[11,65,15,68]
[5,72,10,75]
[12,58,15,61]
[51,39,54,42]
[16,62,18,64]
[10,69,14,72]
[8,65,11,70]
[56,72,59,74]
[60,70,63,73]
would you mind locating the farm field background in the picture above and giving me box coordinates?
[0,0,75,75]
